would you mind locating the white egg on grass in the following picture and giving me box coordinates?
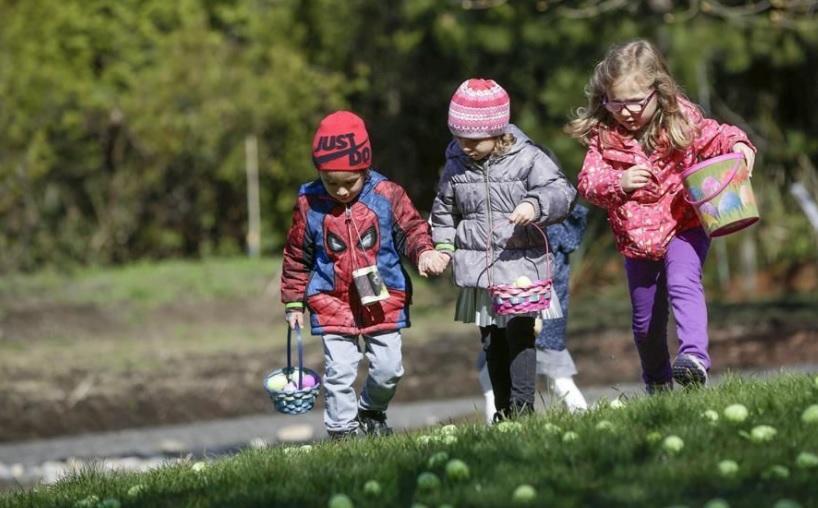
[445,459,470,481]
[512,484,537,504]
[723,404,748,423]
[662,436,684,454]
[801,404,818,424]
[717,460,739,477]
[416,472,441,491]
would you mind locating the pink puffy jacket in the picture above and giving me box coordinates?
[577,98,754,260]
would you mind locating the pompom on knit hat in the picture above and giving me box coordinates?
[447,78,510,139]
[312,111,373,171]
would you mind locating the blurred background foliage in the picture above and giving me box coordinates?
[1,0,816,296]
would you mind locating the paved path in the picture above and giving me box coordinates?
[1,364,815,469]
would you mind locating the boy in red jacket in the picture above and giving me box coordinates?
[281,111,445,438]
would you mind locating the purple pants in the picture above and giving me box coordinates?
[624,227,711,385]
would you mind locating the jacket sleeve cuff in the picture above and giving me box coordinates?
[284,302,304,312]
[521,197,542,219]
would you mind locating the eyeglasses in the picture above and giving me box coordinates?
[602,90,656,114]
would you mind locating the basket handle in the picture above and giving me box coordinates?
[684,156,742,206]
[485,219,552,287]
[286,324,305,387]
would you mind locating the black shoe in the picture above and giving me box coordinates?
[492,410,507,424]
[646,381,673,395]
[357,409,393,436]
[510,400,534,418]
[328,427,364,440]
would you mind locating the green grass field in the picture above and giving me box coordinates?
[1,256,815,383]
[0,258,282,310]
[2,374,817,508]
[2,255,813,333]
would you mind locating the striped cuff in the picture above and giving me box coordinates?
[435,243,455,253]
[284,302,304,311]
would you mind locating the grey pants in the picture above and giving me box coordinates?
[321,331,404,432]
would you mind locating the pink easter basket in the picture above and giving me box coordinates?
[485,221,553,316]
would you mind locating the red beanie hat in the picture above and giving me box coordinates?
[312,111,372,171]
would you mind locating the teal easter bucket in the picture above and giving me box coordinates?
[681,153,759,237]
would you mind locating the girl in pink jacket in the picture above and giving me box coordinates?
[566,39,756,393]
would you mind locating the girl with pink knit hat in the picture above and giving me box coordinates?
[427,78,577,421]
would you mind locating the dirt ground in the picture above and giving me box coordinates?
[2,314,817,443]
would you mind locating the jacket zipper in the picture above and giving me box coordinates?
[345,205,363,331]
[484,161,494,286]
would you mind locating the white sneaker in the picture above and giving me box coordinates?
[552,377,588,413]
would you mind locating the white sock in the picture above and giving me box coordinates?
[483,390,496,425]
[478,364,495,424]
[552,376,588,413]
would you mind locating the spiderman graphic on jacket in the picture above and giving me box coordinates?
[281,170,434,336]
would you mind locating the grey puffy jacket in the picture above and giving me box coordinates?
[430,125,577,289]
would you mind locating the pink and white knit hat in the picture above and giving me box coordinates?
[447,78,510,139]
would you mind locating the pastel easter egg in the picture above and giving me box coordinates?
[427,451,449,469]
[750,425,777,443]
[762,465,790,480]
[417,471,441,491]
[699,202,719,219]
[328,494,354,508]
[796,451,818,469]
[512,484,537,504]
[724,404,748,422]
[802,404,818,424]
[701,176,722,196]
[687,186,704,202]
[717,460,738,477]
[445,459,470,481]
[718,191,742,215]
[363,480,381,497]
[739,185,755,207]
[514,276,533,288]
[299,374,317,389]
[662,435,684,454]
[265,374,288,392]
[283,382,297,393]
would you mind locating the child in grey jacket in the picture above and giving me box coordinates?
[477,205,590,421]
[428,78,576,421]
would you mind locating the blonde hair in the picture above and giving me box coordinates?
[492,132,516,156]
[565,39,696,153]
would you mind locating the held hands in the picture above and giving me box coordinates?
[286,310,304,330]
[418,249,450,277]
[509,201,537,225]
[620,165,652,193]
[732,142,755,177]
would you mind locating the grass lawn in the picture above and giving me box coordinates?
[0,257,469,376]
[1,255,815,385]
[0,258,282,310]
[2,374,817,508]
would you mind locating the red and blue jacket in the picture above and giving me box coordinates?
[281,170,433,336]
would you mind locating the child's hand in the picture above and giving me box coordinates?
[509,201,536,225]
[620,165,652,193]
[732,142,755,177]
[286,311,304,329]
[418,250,450,277]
